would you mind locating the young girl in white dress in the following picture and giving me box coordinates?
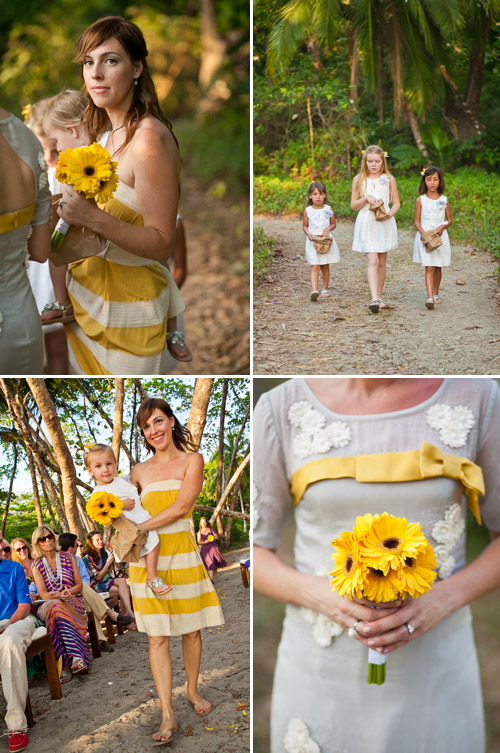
[302,182,340,301]
[413,166,452,310]
[351,146,400,313]
[84,443,171,597]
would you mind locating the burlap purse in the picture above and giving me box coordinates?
[49,193,108,267]
[369,199,388,220]
[312,235,333,254]
[420,229,443,252]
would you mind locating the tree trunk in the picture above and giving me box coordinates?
[440,65,484,140]
[209,452,250,527]
[26,379,82,536]
[0,444,18,537]
[112,379,125,466]
[464,19,491,115]
[405,103,430,159]
[76,380,134,466]
[223,468,246,545]
[133,378,148,402]
[199,0,226,89]
[306,96,314,167]
[27,448,44,527]
[37,463,64,533]
[215,380,229,536]
[226,403,250,482]
[187,378,214,450]
[349,26,358,106]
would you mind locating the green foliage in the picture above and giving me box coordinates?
[253,225,276,280]
[254,168,500,261]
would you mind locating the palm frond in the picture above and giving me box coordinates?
[267,0,315,73]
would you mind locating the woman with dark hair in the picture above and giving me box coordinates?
[125,397,224,745]
[83,530,135,626]
[56,16,181,374]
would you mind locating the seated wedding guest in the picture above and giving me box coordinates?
[84,530,136,629]
[0,108,52,374]
[31,526,89,684]
[1,541,12,560]
[11,540,35,587]
[59,533,132,651]
[0,541,34,752]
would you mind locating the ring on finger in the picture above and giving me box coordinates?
[406,623,415,634]
[347,620,360,637]
[58,201,65,209]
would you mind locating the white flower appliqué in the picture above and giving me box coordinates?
[37,152,48,190]
[431,502,465,578]
[379,174,389,185]
[284,718,321,753]
[437,197,447,208]
[426,403,475,448]
[300,607,343,648]
[288,401,352,460]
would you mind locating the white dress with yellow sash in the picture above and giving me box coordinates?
[0,115,52,373]
[128,481,224,636]
[254,378,500,753]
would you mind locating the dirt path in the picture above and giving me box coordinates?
[172,174,250,375]
[254,215,500,375]
[19,546,249,753]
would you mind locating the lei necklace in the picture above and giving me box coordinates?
[42,552,63,591]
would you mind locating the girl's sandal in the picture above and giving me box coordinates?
[41,301,75,325]
[59,669,73,684]
[147,577,172,599]
[433,295,442,304]
[166,330,192,362]
[310,290,319,302]
[319,289,330,298]
[425,298,435,310]
[70,658,88,674]
[368,300,380,313]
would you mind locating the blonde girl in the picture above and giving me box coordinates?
[351,145,400,313]
[303,181,340,301]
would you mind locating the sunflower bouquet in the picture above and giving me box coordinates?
[51,143,118,248]
[86,491,123,527]
[330,513,437,684]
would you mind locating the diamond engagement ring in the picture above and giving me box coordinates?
[348,620,360,637]
[406,623,415,634]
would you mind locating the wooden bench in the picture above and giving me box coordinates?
[25,627,61,727]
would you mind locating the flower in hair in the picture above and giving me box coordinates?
[384,151,389,157]
[361,150,365,154]
[22,103,32,121]
[421,168,427,176]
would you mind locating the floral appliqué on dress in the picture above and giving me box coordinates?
[300,607,343,648]
[379,175,389,186]
[37,152,49,190]
[426,403,475,449]
[288,401,352,460]
[431,503,465,578]
[284,718,322,753]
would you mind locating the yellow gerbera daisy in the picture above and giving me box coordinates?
[353,513,376,538]
[86,491,123,525]
[398,544,437,597]
[362,566,401,603]
[359,513,428,574]
[64,144,114,196]
[55,148,72,183]
[330,531,367,599]
[95,170,119,204]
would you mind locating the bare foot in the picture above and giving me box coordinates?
[188,690,212,715]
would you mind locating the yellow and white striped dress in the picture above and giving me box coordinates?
[128,480,224,636]
[65,181,185,375]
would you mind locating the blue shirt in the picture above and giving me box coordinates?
[0,560,30,621]
[76,555,90,585]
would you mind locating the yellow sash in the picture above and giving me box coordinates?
[0,203,35,234]
[290,442,484,524]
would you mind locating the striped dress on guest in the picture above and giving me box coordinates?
[33,551,89,668]
[129,480,224,636]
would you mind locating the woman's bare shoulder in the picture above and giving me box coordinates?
[132,116,178,155]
